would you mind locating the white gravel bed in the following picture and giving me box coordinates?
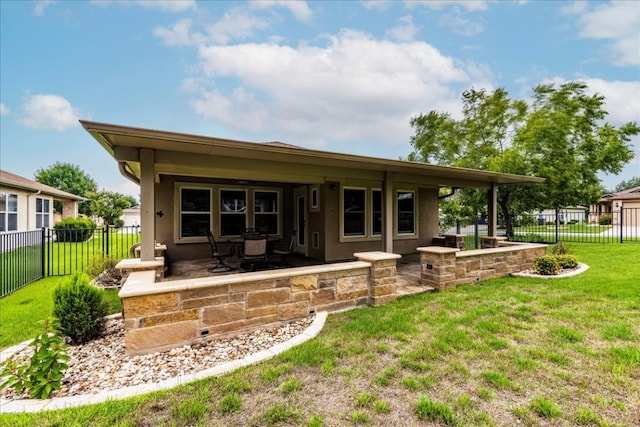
[1,315,314,401]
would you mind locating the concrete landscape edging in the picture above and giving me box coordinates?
[0,312,328,414]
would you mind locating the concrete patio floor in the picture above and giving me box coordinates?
[166,252,434,296]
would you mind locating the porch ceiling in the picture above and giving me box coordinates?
[80,120,544,188]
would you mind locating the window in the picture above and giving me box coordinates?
[180,188,211,238]
[372,189,382,236]
[310,186,319,211]
[0,193,18,232]
[343,188,366,237]
[254,190,278,234]
[36,197,50,228]
[397,191,415,235]
[220,189,247,236]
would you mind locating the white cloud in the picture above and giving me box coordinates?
[386,15,419,42]
[205,8,270,44]
[360,1,393,12]
[20,94,80,131]
[0,103,10,115]
[33,0,55,16]
[189,30,482,148]
[249,0,313,22]
[90,0,196,12]
[154,18,201,46]
[440,12,484,37]
[407,0,488,12]
[568,1,640,66]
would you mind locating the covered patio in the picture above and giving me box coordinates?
[80,120,544,354]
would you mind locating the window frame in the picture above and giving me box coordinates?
[175,185,212,243]
[253,189,279,235]
[35,197,50,229]
[219,188,248,237]
[341,186,367,238]
[371,188,382,236]
[0,193,18,232]
[396,189,416,237]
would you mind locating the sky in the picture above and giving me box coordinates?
[1,0,639,200]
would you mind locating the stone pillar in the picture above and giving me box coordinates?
[444,234,466,250]
[354,251,401,306]
[480,236,507,249]
[417,246,459,291]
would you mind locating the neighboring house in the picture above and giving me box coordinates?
[81,121,544,263]
[121,205,141,227]
[0,169,84,233]
[534,207,588,224]
[589,186,640,226]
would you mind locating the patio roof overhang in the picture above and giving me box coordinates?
[80,120,544,189]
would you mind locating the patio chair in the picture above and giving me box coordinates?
[272,230,296,266]
[241,233,268,271]
[207,230,233,273]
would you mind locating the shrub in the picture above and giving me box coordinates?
[53,273,109,344]
[0,317,69,399]
[533,255,560,276]
[554,254,579,269]
[550,242,570,255]
[54,217,97,242]
[598,214,612,225]
[85,253,119,278]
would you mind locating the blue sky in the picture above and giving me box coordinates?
[1,0,639,199]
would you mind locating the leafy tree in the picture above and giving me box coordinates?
[613,176,640,192]
[409,82,638,237]
[87,190,136,225]
[34,162,97,215]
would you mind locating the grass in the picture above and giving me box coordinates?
[0,276,122,349]
[1,243,638,426]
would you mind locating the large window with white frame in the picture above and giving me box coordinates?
[397,190,415,235]
[180,188,211,238]
[36,197,50,228]
[254,190,278,234]
[220,189,247,236]
[343,187,366,237]
[0,193,18,232]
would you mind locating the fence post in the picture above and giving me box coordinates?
[41,227,46,278]
[555,208,559,244]
[104,226,110,256]
[456,219,461,234]
[619,208,623,244]
[474,218,479,249]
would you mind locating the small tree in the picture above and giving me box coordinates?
[34,162,97,215]
[87,190,137,226]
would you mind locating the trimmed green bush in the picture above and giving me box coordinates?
[550,242,570,255]
[533,255,560,276]
[554,254,579,269]
[598,214,612,225]
[85,253,118,278]
[53,273,109,344]
[54,217,97,242]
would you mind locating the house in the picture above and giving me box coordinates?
[0,169,83,233]
[80,120,544,263]
[589,186,640,226]
[80,120,547,354]
[121,204,141,227]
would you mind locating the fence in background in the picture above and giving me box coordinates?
[1,226,140,298]
[442,207,639,248]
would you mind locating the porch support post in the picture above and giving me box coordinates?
[487,183,498,237]
[383,172,394,253]
[139,148,155,261]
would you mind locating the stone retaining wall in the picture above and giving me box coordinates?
[418,242,547,291]
[117,252,400,355]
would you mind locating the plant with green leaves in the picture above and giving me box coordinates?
[409,81,639,237]
[35,162,98,216]
[533,255,560,275]
[53,272,110,344]
[0,317,69,399]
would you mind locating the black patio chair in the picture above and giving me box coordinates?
[207,230,233,273]
[272,230,296,266]
[241,233,268,271]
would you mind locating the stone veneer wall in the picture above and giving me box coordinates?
[117,252,400,355]
[418,241,547,291]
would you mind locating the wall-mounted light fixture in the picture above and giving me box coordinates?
[156,210,164,218]
[330,183,338,191]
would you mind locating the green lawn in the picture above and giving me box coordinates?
[1,243,638,426]
[0,277,122,349]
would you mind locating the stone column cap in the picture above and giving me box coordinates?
[353,251,401,262]
[417,246,460,254]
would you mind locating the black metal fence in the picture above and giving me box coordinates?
[1,226,140,298]
[441,207,640,248]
